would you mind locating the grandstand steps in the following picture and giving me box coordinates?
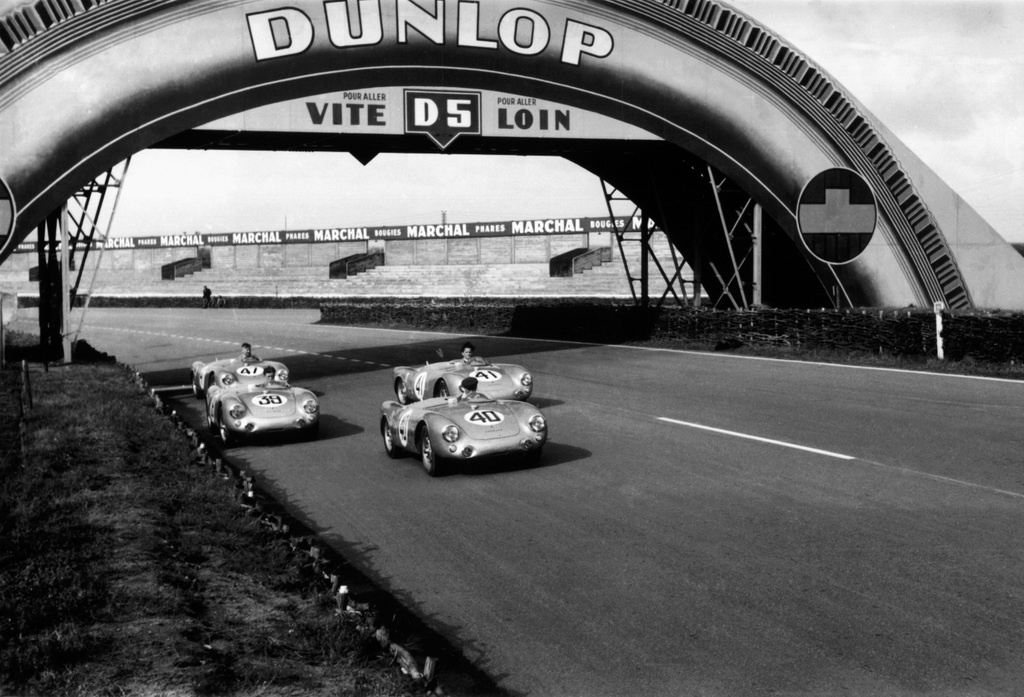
[1,238,693,299]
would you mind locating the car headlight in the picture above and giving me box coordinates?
[302,399,318,414]
[222,374,236,385]
[529,414,546,432]
[521,372,532,387]
[442,424,460,443]
[278,368,289,382]
[229,403,246,419]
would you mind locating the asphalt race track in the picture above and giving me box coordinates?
[29,308,1024,696]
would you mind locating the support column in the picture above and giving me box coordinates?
[641,215,650,312]
[752,204,762,307]
[60,204,72,362]
[37,210,64,361]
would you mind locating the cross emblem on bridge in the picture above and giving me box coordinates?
[797,168,877,264]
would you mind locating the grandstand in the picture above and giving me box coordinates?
[0,216,692,302]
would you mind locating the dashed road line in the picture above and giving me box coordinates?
[79,326,393,368]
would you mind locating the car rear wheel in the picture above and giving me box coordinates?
[395,378,412,405]
[434,379,450,398]
[382,418,400,458]
[419,431,442,476]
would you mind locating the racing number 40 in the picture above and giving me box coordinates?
[467,410,503,424]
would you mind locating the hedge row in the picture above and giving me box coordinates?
[16,294,1024,363]
[319,300,1024,363]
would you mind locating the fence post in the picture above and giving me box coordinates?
[933,301,945,360]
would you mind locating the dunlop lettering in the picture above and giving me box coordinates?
[248,1,614,66]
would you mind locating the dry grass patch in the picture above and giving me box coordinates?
[0,364,420,697]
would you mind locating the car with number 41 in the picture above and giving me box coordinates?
[191,357,290,398]
[392,356,533,404]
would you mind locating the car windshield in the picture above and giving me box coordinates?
[464,356,490,366]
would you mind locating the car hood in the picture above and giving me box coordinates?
[236,387,299,417]
[425,400,522,439]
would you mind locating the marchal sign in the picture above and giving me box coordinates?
[13,216,652,252]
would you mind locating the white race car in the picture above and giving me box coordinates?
[392,356,533,404]
[190,357,289,398]
[206,378,319,445]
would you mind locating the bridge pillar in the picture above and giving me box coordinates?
[35,207,72,363]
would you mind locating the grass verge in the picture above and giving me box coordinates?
[0,360,424,697]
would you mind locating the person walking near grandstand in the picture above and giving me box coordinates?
[202,285,212,308]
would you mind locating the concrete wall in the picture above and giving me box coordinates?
[2,238,611,275]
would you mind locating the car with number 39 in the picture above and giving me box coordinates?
[206,377,319,445]
[380,393,547,476]
[392,356,533,404]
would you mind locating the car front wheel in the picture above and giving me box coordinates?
[382,418,400,458]
[419,431,442,476]
[217,410,235,446]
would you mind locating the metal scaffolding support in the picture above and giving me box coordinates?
[33,159,131,360]
[599,179,691,310]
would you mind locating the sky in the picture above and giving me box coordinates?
[110,0,1024,242]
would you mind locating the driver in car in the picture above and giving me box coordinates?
[460,341,486,365]
[455,376,486,402]
[240,342,262,363]
[256,365,287,388]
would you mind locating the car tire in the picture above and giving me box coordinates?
[419,430,442,476]
[434,379,450,399]
[382,418,400,458]
[395,378,412,405]
[217,409,234,446]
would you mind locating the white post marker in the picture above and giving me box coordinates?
[933,301,945,360]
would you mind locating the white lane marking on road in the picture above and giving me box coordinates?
[659,417,1024,499]
[658,417,855,460]
[331,325,1023,385]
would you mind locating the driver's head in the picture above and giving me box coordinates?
[241,342,252,356]
[263,365,276,380]
[461,342,476,360]
[460,376,478,394]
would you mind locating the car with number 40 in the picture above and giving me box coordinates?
[380,392,547,476]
